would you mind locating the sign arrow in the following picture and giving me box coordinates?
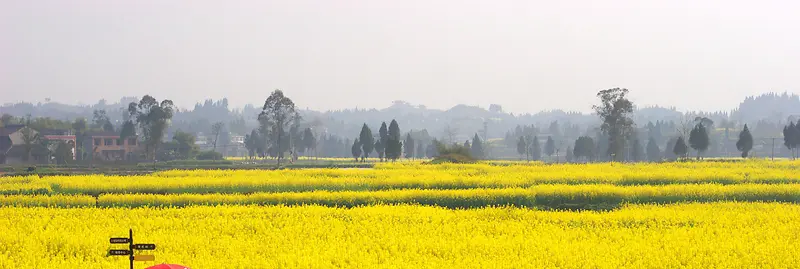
[110,238,130,244]
[132,244,156,250]
[109,249,131,256]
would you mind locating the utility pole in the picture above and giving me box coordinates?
[772,137,775,161]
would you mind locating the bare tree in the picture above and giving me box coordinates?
[443,125,458,144]
[211,122,224,152]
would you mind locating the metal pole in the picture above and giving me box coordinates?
[129,229,134,269]
[772,138,775,161]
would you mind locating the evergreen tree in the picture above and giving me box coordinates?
[689,123,710,159]
[416,143,425,158]
[516,136,528,161]
[302,128,316,156]
[358,124,374,162]
[545,136,556,157]
[377,122,388,161]
[565,146,574,162]
[530,136,541,161]
[573,136,595,162]
[646,137,661,162]
[783,122,798,159]
[673,136,688,159]
[737,124,754,158]
[463,140,471,149]
[630,139,644,162]
[351,139,362,161]
[374,140,385,161]
[404,133,415,159]
[471,133,484,159]
[664,137,678,160]
[385,120,403,161]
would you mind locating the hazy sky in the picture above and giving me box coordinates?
[2,0,799,113]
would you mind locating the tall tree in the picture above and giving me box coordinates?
[172,130,198,160]
[52,140,74,164]
[71,118,88,161]
[737,124,754,158]
[471,133,484,159]
[92,109,114,132]
[126,95,175,162]
[688,123,710,159]
[416,143,425,159]
[573,136,595,162]
[673,136,688,160]
[302,128,316,157]
[517,136,528,161]
[631,139,644,162]
[358,124,374,162]
[244,130,259,159]
[20,125,39,163]
[530,136,541,161]
[386,120,403,161]
[404,133,415,159]
[211,122,224,152]
[593,88,635,161]
[565,146,574,162]
[376,122,388,161]
[351,138,362,161]
[258,90,297,166]
[545,136,556,157]
[646,137,661,162]
[783,122,798,159]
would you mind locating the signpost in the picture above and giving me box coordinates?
[109,229,157,269]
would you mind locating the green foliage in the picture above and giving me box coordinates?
[404,133,415,158]
[673,137,688,159]
[358,124,374,161]
[386,120,402,161]
[127,95,175,160]
[565,146,574,162]
[351,139,362,161]
[529,136,541,161]
[196,150,223,160]
[689,123,710,158]
[302,128,316,154]
[738,124,754,158]
[593,88,635,161]
[646,137,661,162]
[516,136,527,159]
[573,136,594,161]
[470,133,484,159]
[545,136,555,157]
[630,139,644,162]
[377,122,388,161]
[258,89,297,165]
[429,141,474,164]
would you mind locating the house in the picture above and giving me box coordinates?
[0,124,49,164]
[83,131,141,161]
[40,129,77,160]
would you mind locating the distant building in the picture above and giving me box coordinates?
[39,129,77,160]
[0,124,49,164]
[83,131,141,161]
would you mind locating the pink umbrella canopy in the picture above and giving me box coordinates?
[145,264,190,269]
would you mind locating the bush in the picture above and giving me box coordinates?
[196,151,224,161]
[428,141,475,164]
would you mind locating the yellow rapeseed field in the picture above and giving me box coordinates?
[2,160,800,268]
[4,160,800,196]
[1,203,799,268]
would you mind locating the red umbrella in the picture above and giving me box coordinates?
[145,264,190,269]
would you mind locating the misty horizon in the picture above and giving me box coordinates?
[3,0,800,114]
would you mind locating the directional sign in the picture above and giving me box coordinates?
[134,255,155,261]
[132,244,156,250]
[110,238,130,244]
[109,249,131,256]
